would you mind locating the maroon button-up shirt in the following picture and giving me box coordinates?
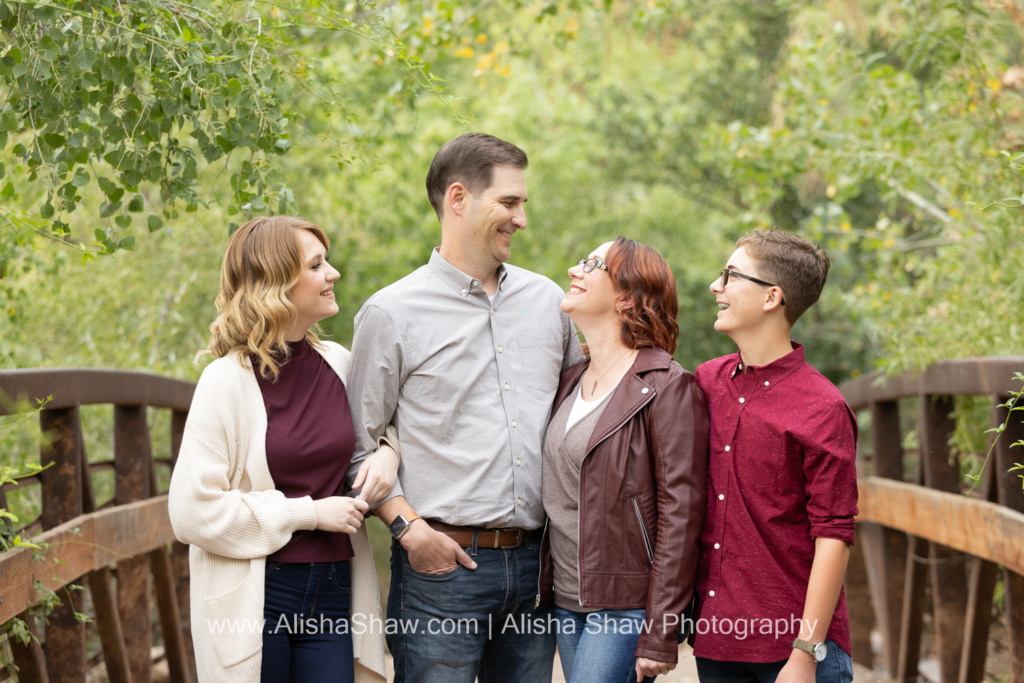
[692,343,858,662]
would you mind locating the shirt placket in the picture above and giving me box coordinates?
[705,366,757,610]
[489,294,525,528]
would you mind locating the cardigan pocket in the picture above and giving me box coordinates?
[202,557,263,669]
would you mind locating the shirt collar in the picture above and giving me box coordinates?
[729,341,805,387]
[428,248,508,297]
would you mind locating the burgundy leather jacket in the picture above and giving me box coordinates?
[540,347,709,663]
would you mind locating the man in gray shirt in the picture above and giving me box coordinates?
[347,133,582,682]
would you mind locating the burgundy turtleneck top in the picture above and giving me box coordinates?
[254,340,355,563]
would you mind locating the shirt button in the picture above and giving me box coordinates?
[738,364,743,370]
[641,387,649,394]
[504,383,510,391]
[714,543,721,550]
[764,381,770,387]
[724,445,731,452]
[516,498,522,506]
[490,309,495,315]
[497,346,503,353]
[709,590,716,597]
[738,397,745,404]
[516,459,521,466]
[511,421,517,428]
[461,288,468,295]
[718,494,725,501]
[472,279,480,287]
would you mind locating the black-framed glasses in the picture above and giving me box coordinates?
[719,269,786,305]
[577,258,609,273]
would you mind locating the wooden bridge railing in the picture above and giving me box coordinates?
[4,358,1024,681]
[840,357,1024,683]
[0,369,197,683]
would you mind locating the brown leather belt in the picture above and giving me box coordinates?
[426,520,529,549]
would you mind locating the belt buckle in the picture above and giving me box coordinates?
[490,530,502,549]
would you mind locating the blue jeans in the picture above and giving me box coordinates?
[387,533,555,683]
[261,561,354,683]
[695,640,853,683]
[554,607,657,683]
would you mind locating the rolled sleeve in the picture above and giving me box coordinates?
[804,402,859,545]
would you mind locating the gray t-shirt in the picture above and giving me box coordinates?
[542,379,613,611]
[346,248,583,529]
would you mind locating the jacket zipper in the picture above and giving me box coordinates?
[632,498,654,565]
[536,518,549,608]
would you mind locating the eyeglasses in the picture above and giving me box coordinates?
[577,258,609,273]
[719,269,786,305]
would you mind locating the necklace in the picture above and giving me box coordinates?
[586,348,634,398]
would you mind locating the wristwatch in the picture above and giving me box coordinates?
[793,638,827,662]
[388,512,421,540]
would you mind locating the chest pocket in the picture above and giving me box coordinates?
[729,428,784,490]
[513,338,562,394]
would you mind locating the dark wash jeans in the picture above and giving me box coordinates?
[261,560,354,683]
[695,640,854,683]
[387,532,556,683]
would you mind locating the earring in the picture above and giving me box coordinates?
[615,303,624,313]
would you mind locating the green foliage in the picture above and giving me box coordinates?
[0,0,447,267]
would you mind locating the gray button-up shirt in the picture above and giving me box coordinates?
[347,249,583,529]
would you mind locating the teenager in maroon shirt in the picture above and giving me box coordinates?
[692,230,857,683]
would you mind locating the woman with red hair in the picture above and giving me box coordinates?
[540,237,709,682]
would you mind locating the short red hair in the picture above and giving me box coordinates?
[605,236,679,355]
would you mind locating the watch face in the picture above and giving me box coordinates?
[389,516,407,537]
[813,643,827,662]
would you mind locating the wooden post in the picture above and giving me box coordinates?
[897,534,927,683]
[6,612,51,683]
[39,407,87,682]
[81,441,133,683]
[114,405,153,683]
[994,399,1024,683]
[867,399,906,675]
[920,394,967,683]
[170,409,198,679]
[148,464,191,683]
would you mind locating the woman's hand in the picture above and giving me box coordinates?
[352,442,400,504]
[635,656,675,681]
[313,496,369,534]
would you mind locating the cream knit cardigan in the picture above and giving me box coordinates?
[168,342,387,683]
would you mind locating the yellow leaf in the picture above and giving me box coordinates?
[498,65,511,77]
[422,16,433,37]
[841,221,851,232]
[455,46,474,59]
[476,52,496,71]
[817,99,829,106]
[987,78,1002,94]
[494,41,509,54]
[566,18,580,37]
[476,33,487,44]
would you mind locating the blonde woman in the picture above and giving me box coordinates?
[169,216,394,683]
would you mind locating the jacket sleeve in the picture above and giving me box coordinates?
[635,369,710,662]
[168,361,317,559]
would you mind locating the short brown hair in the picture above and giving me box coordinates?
[736,229,830,326]
[426,133,528,220]
[605,237,679,355]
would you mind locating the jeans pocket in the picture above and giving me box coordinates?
[405,562,464,581]
[329,563,352,594]
[264,561,280,577]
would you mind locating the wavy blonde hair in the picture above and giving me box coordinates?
[199,216,329,381]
